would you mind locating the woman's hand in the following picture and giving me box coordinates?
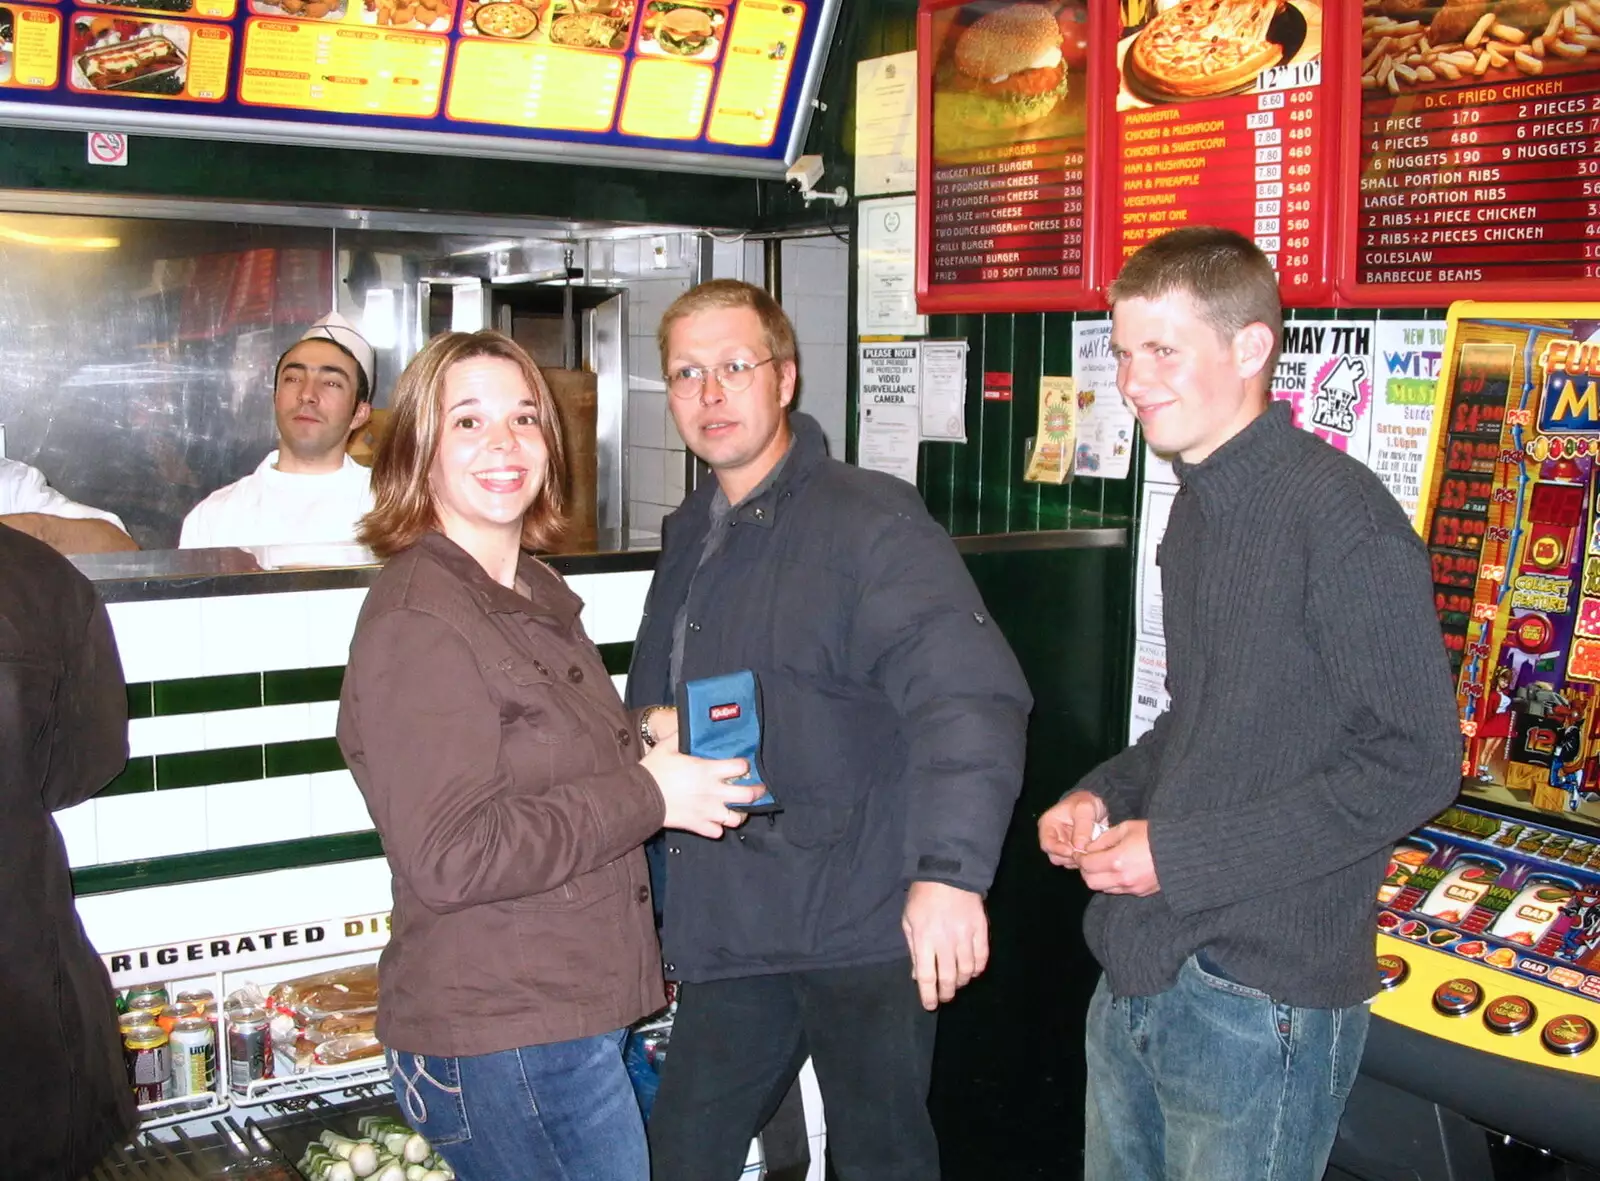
[643,706,679,749]
[642,745,764,839]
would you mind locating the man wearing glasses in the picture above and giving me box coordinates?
[627,279,1031,1180]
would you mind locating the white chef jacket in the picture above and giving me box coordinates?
[179,451,374,549]
[0,457,127,531]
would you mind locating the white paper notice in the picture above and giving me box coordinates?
[1130,641,1170,744]
[858,196,927,337]
[1144,446,1178,487]
[1272,320,1377,465]
[1371,320,1446,524]
[919,339,968,441]
[859,343,922,485]
[1137,482,1175,643]
[1070,320,1135,479]
[854,52,918,198]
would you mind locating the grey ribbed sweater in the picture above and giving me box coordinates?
[1080,401,1461,1008]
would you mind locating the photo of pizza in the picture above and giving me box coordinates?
[470,0,536,35]
[1124,0,1295,99]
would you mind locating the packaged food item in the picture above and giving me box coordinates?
[312,1030,384,1067]
[267,964,379,1025]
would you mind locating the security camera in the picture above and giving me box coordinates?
[786,154,825,194]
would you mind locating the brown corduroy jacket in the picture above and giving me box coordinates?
[337,531,665,1057]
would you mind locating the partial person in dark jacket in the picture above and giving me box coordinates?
[628,281,1032,1181]
[0,523,135,1179]
[336,331,761,1181]
[1038,228,1461,1181]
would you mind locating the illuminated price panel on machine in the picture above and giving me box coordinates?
[1099,0,1337,303]
[1338,1,1600,304]
[915,0,1103,313]
[0,0,839,174]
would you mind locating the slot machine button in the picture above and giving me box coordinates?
[1432,977,1484,1017]
[1540,1014,1597,1057]
[1376,954,1409,991]
[1483,995,1535,1035]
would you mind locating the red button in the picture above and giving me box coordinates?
[1376,954,1409,991]
[1433,977,1483,1017]
[1541,1014,1597,1056]
[1483,995,1535,1035]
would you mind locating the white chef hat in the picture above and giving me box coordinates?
[298,311,376,400]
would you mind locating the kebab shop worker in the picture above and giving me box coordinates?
[179,312,376,548]
[629,280,1032,1181]
[335,330,761,1181]
[0,522,135,1177]
[0,455,137,554]
[1037,227,1461,1181]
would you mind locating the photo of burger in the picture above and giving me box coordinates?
[943,5,1067,130]
[638,0,723,59]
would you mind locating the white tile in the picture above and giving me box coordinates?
[304,588,370,669]
[206,778,311,849]
[309,770,375,837]
[568,569,655,644]
[629,446,667,506]
[608,236,640,278]
[205,703,310,751]
[800,239,849,295]
[585,239,615,281]
[630,390,668,451]
[198,597,280,677]
[54,801,99,867]
[630,335,664,385]
[712,239,744,281]
[108,600,205,683]
[307,700,340,739]
[628,503,666,545]
[128,714,207,760]
[664,450,687,503]
[796,295,848,349]
[664,408,685,450]
[96,790,209,864]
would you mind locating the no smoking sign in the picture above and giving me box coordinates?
[87,132,129,167]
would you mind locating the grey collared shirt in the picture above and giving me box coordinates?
[669,444,793,689]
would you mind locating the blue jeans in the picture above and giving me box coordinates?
[1084,957,1369,1181]
[387,1030,647,1181]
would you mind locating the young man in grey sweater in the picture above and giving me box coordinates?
[1039,227,1461,1181]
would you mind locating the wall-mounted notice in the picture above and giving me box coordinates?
[859,342,923,484]
[856,49,919,196]
[1371,318,1446,523]
[919,338,969,441]
[1070,318,1134,479]
[916,0,1102,312]
[0,0,841,174]
[1271,318,1376,464]
[859,195,928,336]
[1023,374,1076,483]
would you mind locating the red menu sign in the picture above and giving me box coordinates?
[1337,2,1600,305]
[1098,0,1337,303]
[916,0,1104,313]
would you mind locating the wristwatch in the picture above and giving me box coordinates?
[639,705,662,750]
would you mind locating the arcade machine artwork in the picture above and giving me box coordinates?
[1424,305,1600,826]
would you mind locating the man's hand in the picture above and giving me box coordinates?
[1077,820,1160,897]
[0,514,137,555]
[902,880,988,1012]
[1038,790,1108,869]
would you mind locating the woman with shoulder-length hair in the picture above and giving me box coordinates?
[336,330,760,1181]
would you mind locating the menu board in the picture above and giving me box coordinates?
[0,0,838,174]
[1339,1,1600,304]
[1101,0,1338,304]
[915,0,1104,313]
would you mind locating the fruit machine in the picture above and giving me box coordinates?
[1330,304,1600,1181]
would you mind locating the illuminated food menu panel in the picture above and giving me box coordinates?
[1105,0,1335,303]
[1340,1,1600,304]
[0,0,835,171]
[916,0,1102,313]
